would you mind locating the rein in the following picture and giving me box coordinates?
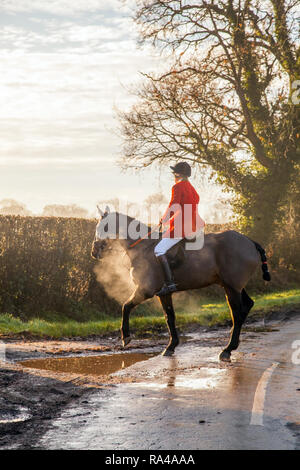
[128,224,161,249]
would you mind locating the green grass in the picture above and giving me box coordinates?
[0,289,299,339]
[176,288,300,327]
[0,314,122,338]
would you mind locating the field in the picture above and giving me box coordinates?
[0,288,299,339]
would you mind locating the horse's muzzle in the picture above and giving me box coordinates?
[91,240,102,260]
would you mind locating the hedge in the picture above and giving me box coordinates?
[0,215,232,320]
[0,215,121,319]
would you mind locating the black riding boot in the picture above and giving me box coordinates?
[156,254,177,296]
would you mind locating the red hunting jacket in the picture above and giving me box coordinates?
[161,180,205,238]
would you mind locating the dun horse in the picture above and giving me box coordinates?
[91,207,271,362]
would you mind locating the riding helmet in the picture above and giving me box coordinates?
[170,161,192,177]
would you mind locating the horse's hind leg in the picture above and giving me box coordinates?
[159,294,179,356]
[219,285,244,362]
[241,289,254,322]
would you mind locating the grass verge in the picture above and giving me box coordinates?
[0,289,299,339]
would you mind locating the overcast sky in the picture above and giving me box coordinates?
[0,0,226,220]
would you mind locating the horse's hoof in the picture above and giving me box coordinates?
[122,336,131,347]
[219,350,231,362]
[162,348,174,357]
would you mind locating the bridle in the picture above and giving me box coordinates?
[92,216,161,258]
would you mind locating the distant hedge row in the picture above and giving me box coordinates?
[0,215,122,319]
[0,215,230,320]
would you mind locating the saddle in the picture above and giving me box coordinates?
[166,236,199,270]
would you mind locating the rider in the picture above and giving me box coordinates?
[154,162,205,296]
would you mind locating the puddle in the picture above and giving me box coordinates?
[19,352,157,377]
[174,368,227,389]
[132,367,227,391]
[244,327,279,333]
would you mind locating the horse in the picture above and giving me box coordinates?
[91,207,271,362]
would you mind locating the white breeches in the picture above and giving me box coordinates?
[154,238,182,257]
[154,228,204,257]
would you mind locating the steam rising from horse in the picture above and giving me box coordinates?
[91,207,270,362]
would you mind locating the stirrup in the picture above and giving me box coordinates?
[156,282,177,296]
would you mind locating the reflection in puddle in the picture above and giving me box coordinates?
[174,368,227,390]
[19,353,157,376]
[0,407,31,424]
[134,367,227,391]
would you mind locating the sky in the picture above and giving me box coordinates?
[0,0,227,220]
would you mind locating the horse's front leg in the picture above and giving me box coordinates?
[121,289,145,347]
[159,294,179,356]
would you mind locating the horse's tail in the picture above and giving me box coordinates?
[251,240,271,281]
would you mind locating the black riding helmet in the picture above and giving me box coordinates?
[170,161,192,177]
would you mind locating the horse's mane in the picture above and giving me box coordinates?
[115,212,162,249]
[120,212,151,231]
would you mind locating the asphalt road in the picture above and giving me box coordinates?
[36,317,300,450]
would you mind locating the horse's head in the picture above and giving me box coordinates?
[91,205,116,260]
[91,205,151,259]
[91,238,107,260]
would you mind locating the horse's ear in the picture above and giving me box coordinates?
[105,205,110,214]
[97,205,104,218]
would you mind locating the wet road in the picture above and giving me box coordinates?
[37,319,300,450]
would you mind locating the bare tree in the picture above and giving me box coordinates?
[0,199,32,216]
[42,204,89,218]
[119,0,300,243]
[144,191,168,206]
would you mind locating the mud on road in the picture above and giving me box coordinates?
[0,308,299,450]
